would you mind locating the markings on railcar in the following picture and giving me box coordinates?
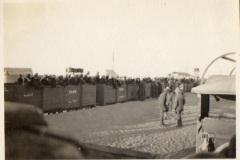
[119,88,124,91]
[69,90,77,94]
[24,92,33,97]
[68,100,78,103]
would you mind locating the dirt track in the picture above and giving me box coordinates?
[45,92,198,158]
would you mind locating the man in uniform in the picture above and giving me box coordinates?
[95,72,100,84]
[158,87,170,126]
[174,89,186,127]
[24,74,32,87]
[17,74,24,85]
[166,89,174,119]
[138,80,146,101]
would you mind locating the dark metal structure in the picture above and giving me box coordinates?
[191,52,236,153]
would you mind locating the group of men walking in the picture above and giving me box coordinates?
[158,86,186,127]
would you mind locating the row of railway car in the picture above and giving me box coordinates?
[4,82,195,113]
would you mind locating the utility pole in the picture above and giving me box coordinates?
[112,52,114,71]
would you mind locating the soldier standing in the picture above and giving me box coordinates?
[166,90,174,119]
[138,80,146,101]
[158,87,170,126]
[174,89,186,127]
[95,72,100,84]
[17,74,24,85]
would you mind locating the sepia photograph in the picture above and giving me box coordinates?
[2,0,239,159]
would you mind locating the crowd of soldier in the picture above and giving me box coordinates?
[16,72,198,100]
[16,72,127,89]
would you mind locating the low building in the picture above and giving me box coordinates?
[4,68,33,84]
[169,72,198,80]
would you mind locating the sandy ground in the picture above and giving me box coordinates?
[45,92,198,158]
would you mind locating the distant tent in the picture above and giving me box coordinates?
[172,72,192,77]
[4,68,33,83]
[170,72,197,79]
[106,70,118,78]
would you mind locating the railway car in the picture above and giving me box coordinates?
[127,84,139,101]
[4,85,81,113]
[96,84,117,106]
[116,84,127,103]
[63,85,81,110]
[42,86,64,112]
[81,84,96,107]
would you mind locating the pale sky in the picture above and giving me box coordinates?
[3,0,239,78]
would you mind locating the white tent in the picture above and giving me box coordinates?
[106,70,118,78]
